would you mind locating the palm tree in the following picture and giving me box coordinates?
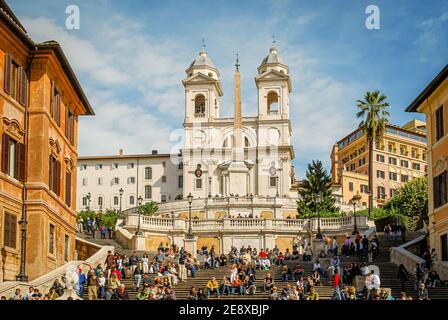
[356,90,390,219]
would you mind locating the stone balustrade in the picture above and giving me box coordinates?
[124,214,368,234]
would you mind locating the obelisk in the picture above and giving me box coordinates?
[228,53,249,196]
[233,53,243,161]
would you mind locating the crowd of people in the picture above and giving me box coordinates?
[2,231,443,301]
[77,215,114,240]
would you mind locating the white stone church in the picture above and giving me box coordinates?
[77,42,299,218]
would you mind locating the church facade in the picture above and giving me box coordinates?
[181,43,296,200]
[77,42,299,215]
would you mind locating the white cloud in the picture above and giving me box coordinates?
[19,9,362,178]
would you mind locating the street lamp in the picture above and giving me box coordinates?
[135,196,143,236]
[249,193,254,217]
[187,193,194,238]
[86,192,91,211]
[350,192,362,235]
[208,177,212,197]
[119,188,124,216]
[315,193,323,239]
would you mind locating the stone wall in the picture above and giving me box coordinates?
[145,235,171,251]
[197,237,220,254]
[75,239,99,261]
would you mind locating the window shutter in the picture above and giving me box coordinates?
[4,53,12,94]
[65,106,69,138]
[65,171,71,207]
[55,160,61,196]
[20,68,28,107]
[56,94,61,126]
[1,133,10,174]
[3,213,10,247]
[50,81,55,118]
[14,140,20,180]
[17,142,25,182]
[49,156,53,191]
[10,214,17,248]
[70,114,75,144]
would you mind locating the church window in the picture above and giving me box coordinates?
[267,91,279,115]
[145,167,152,180]
[194,94,206,117]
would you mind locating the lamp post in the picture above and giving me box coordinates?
[208,177,212,197]
[250,193,254,217]
[86,192,91,211]
[351,192,362,235]
[135,196,143,236]
[119,188,124,216]
[187,193,194,238]
[315,193,323,239]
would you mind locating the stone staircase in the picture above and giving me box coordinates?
[79,232,448,300]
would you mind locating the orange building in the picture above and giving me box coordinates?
[0,0,94,282]
[331,120,427,209]
[406,64,448,267]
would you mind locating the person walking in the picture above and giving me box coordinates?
[384,224,391,240]
[332,270,342,300]
[392,223,399,241]
[87,270,99,300]
[178,250,187,282]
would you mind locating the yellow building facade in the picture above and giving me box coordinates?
[331,120,427,208]
[406,64,448,266]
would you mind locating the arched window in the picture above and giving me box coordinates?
[223,135,234,148]
[145,167,152,180]
[130,195,135,205]
[114,196,119,206]
[267,91,279,115]
[145,185,152,199]
[194,94,206,116]
[98,196,103,207]
[161,195,167,203]
[244,137,250,148]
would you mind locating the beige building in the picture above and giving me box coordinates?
[406,64,448,272]
[331,120,427,208]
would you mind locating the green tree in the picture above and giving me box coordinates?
[139,201,159,216]
[297,160,338,218]
[356,90,390,218]
[386,176,428,231]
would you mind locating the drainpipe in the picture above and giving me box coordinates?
[16,46,37,282]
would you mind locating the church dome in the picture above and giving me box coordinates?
[190,46,216,69]
[260,42,286,66]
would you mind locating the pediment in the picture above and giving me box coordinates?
[49,137,62,156]
[2,117,25,143]
[256,69,289,81]
[183,72,216,83]
[434,157,448,176]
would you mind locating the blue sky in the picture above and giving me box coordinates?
[8,0,448,178]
